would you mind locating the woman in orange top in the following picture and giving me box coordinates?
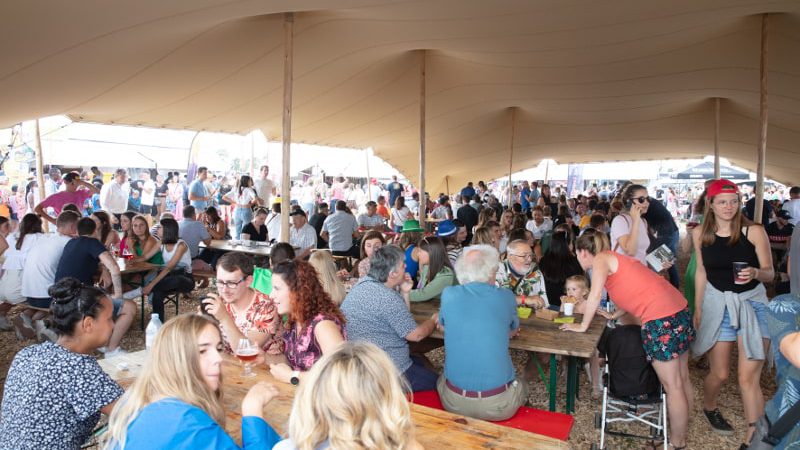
[560,229,694,450]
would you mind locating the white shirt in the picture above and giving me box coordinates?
[4,232,46,271]
[99,180,130,214]
[289,223,317,252]
[21,233,72,298]
[266,213,281,242]
[525,218,553,240]
[228,187,256,207]
[783,198,800,226]
[140,179,156,206]
[257,178,274,207]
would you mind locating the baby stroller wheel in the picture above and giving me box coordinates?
[590,444,599,450]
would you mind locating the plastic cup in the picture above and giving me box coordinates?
[733,261,749,285]
[240,233,250,241]
[563,303,575,316]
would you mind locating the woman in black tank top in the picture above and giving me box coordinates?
[691,179,774,447]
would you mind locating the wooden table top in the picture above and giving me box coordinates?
[101,351,567,449]
[202,239,302,257]
[116,258,159,274]
[412,300,606,358]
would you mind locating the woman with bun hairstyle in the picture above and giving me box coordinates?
[104,314,281,449]
[690,179,774,446]
[560,232,694,450]
[273,341,422,450]
[0,278,124,450]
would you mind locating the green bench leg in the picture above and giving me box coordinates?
[549,354,557,412]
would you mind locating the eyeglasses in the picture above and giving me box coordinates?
[508,252,534,261]
[216,278,247,289]
[633,196,649,204]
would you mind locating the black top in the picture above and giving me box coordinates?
[241,223,268,242]
[55,236,107,285]
[700,230,760,293]
[744,197,772,226]
[642,197,678,237]
[456,205,479,245]
[539,255,584,306]
[309,212,328,248]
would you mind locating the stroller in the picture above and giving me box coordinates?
[592,324,668,450]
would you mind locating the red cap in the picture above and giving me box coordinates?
[706,179,739,199]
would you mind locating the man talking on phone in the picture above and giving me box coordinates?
[201,252,285,362]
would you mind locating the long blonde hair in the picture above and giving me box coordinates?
[308,250,346,304]
[287,341,415,450]
[104,315,225,449]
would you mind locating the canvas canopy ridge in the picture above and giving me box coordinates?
[1,1,799,193]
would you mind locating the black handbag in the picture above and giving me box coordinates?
[747,400,800,450]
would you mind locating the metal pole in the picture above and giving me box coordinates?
[365,148,372,202]
[754,14,768,224]
[280,12,294,242]
[714,98,721,179]
[418,50,426,228]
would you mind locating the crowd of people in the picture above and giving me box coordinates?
[0,164,797,449]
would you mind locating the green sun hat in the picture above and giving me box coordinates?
[401,219,424,232]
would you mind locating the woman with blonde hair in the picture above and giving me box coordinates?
[273,341,422,450]
[308,250,347,305]
[104,314,281,449]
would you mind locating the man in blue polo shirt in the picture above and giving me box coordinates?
[437,244,527,421]
[188,166,211,211]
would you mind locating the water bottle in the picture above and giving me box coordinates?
[145,313,163,350]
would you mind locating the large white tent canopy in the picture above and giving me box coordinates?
[1,1,799,193]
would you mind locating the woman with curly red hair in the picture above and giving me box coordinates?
[268,259,347,385]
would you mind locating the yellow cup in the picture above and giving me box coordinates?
[517,306,532,319]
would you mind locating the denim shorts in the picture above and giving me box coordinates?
[111,298,125,318]
[717,299,769,342]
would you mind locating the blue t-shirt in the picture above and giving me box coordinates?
[520,187,531,210]
[765,294,800,449]
[404,245,419,280]
[439,282,518,391]
[116,398,280,450]
[387,182,404,209]
[189,179,208,211]
[178,219,210,259]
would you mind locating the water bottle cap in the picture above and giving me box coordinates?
[151,313,160,320]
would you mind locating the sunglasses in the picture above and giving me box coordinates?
[633,196,649,204]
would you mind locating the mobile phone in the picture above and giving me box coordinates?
[199,296,213,315]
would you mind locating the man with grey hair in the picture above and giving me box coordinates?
[495,239,548,308]
[341,245,439,391]
[437,244,527,420]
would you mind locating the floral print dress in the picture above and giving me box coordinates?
[284,314,346,371]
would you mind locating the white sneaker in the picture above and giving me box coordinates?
[34,320,58,342]
[122,287,143,300]
[104,347,128,359]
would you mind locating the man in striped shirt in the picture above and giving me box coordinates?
[289,209,317,259]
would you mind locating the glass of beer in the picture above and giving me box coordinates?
[236,338,258,378]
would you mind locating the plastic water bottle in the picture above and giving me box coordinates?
[145,313,163,350]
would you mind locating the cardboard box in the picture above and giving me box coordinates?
[535,308,559,321]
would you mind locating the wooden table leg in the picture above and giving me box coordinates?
[566,356,577,414]
[549,353,557,412]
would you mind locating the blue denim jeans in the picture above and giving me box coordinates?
[233,207,253,239]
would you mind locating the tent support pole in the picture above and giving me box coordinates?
[754,13,768,224]
[544,159,550,185]
[365,148,372,202]
[418,50,426,229]
[714,98,720,179]
[507,107,517,209]
[280,12,294,241]
[445,176,449,196]
[34,119,48,233]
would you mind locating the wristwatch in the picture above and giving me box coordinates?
[290,370,300,386]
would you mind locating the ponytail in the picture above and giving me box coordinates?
[575,228,610,255]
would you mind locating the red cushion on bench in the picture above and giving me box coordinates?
[410,391,573,441]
